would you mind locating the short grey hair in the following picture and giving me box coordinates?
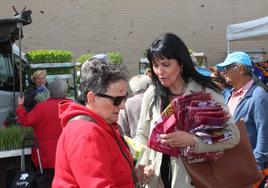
[48,78,68,98]
[80,59,129,104]
[129,74,151,94]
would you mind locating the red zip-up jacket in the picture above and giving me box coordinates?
[52,101,134,188]
[17,98,71,168]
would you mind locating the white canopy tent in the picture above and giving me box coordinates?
[227,16,268,53]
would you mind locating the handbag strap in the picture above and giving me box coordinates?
[109,124,141,188]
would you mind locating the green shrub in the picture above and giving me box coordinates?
[0,126,33,151]
[77,52,123,66]
[26,49,74,75]
[76,53,94,64]
[107,52,123,64]
[26,49,72,63]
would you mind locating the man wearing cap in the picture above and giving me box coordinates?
[217,51,268,170]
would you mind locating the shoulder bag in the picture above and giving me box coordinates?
[182,120,262,188]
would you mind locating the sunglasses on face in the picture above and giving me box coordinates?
[95,93,128,106]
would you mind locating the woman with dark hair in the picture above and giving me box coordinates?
[135,33,240,188]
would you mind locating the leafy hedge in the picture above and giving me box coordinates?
[0,126,33,151]
[25,49,74,75]
[107,52,123,64]
[26,49,72,63]
[77,53,94,64]
[77,52,123,64]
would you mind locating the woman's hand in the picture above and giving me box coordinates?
[160,130,196,148]
[140,165,155,184]
[18,96,25,105]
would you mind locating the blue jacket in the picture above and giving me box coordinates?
[225,82,268,170]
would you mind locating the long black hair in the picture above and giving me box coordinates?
[147,32,221,109]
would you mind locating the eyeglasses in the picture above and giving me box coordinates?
[95,93,128,106]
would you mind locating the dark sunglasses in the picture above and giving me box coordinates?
[95,93,128,106]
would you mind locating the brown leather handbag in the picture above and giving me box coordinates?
[182,121,262,188]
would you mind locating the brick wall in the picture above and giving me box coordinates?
[1,0,268,75]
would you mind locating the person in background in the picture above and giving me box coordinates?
[195,66,212,77]
[17,77,70,187]
[144,68,152,78]
[23,69,47,112]
[208,66,232,99]
[52,59,138,188]
[118,74,151,138]
[217,51,268,170]
[135,33,240,188]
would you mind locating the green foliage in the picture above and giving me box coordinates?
[0,126,33,151]
[77,52,123,65]
[26,49,72,63]
[107,52,123,64]
[76,53,94,64]
[26,49,74,75]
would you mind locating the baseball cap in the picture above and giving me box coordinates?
[217,52,252,71]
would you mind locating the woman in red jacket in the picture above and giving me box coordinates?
[52,56,137,188]
[17,78,71,187]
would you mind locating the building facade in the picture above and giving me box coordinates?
[1,0,268,75]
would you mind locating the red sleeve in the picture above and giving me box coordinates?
[68,131,115,188]
[16,104,41,127]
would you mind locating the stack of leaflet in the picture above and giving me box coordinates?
[148,92,231,163]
